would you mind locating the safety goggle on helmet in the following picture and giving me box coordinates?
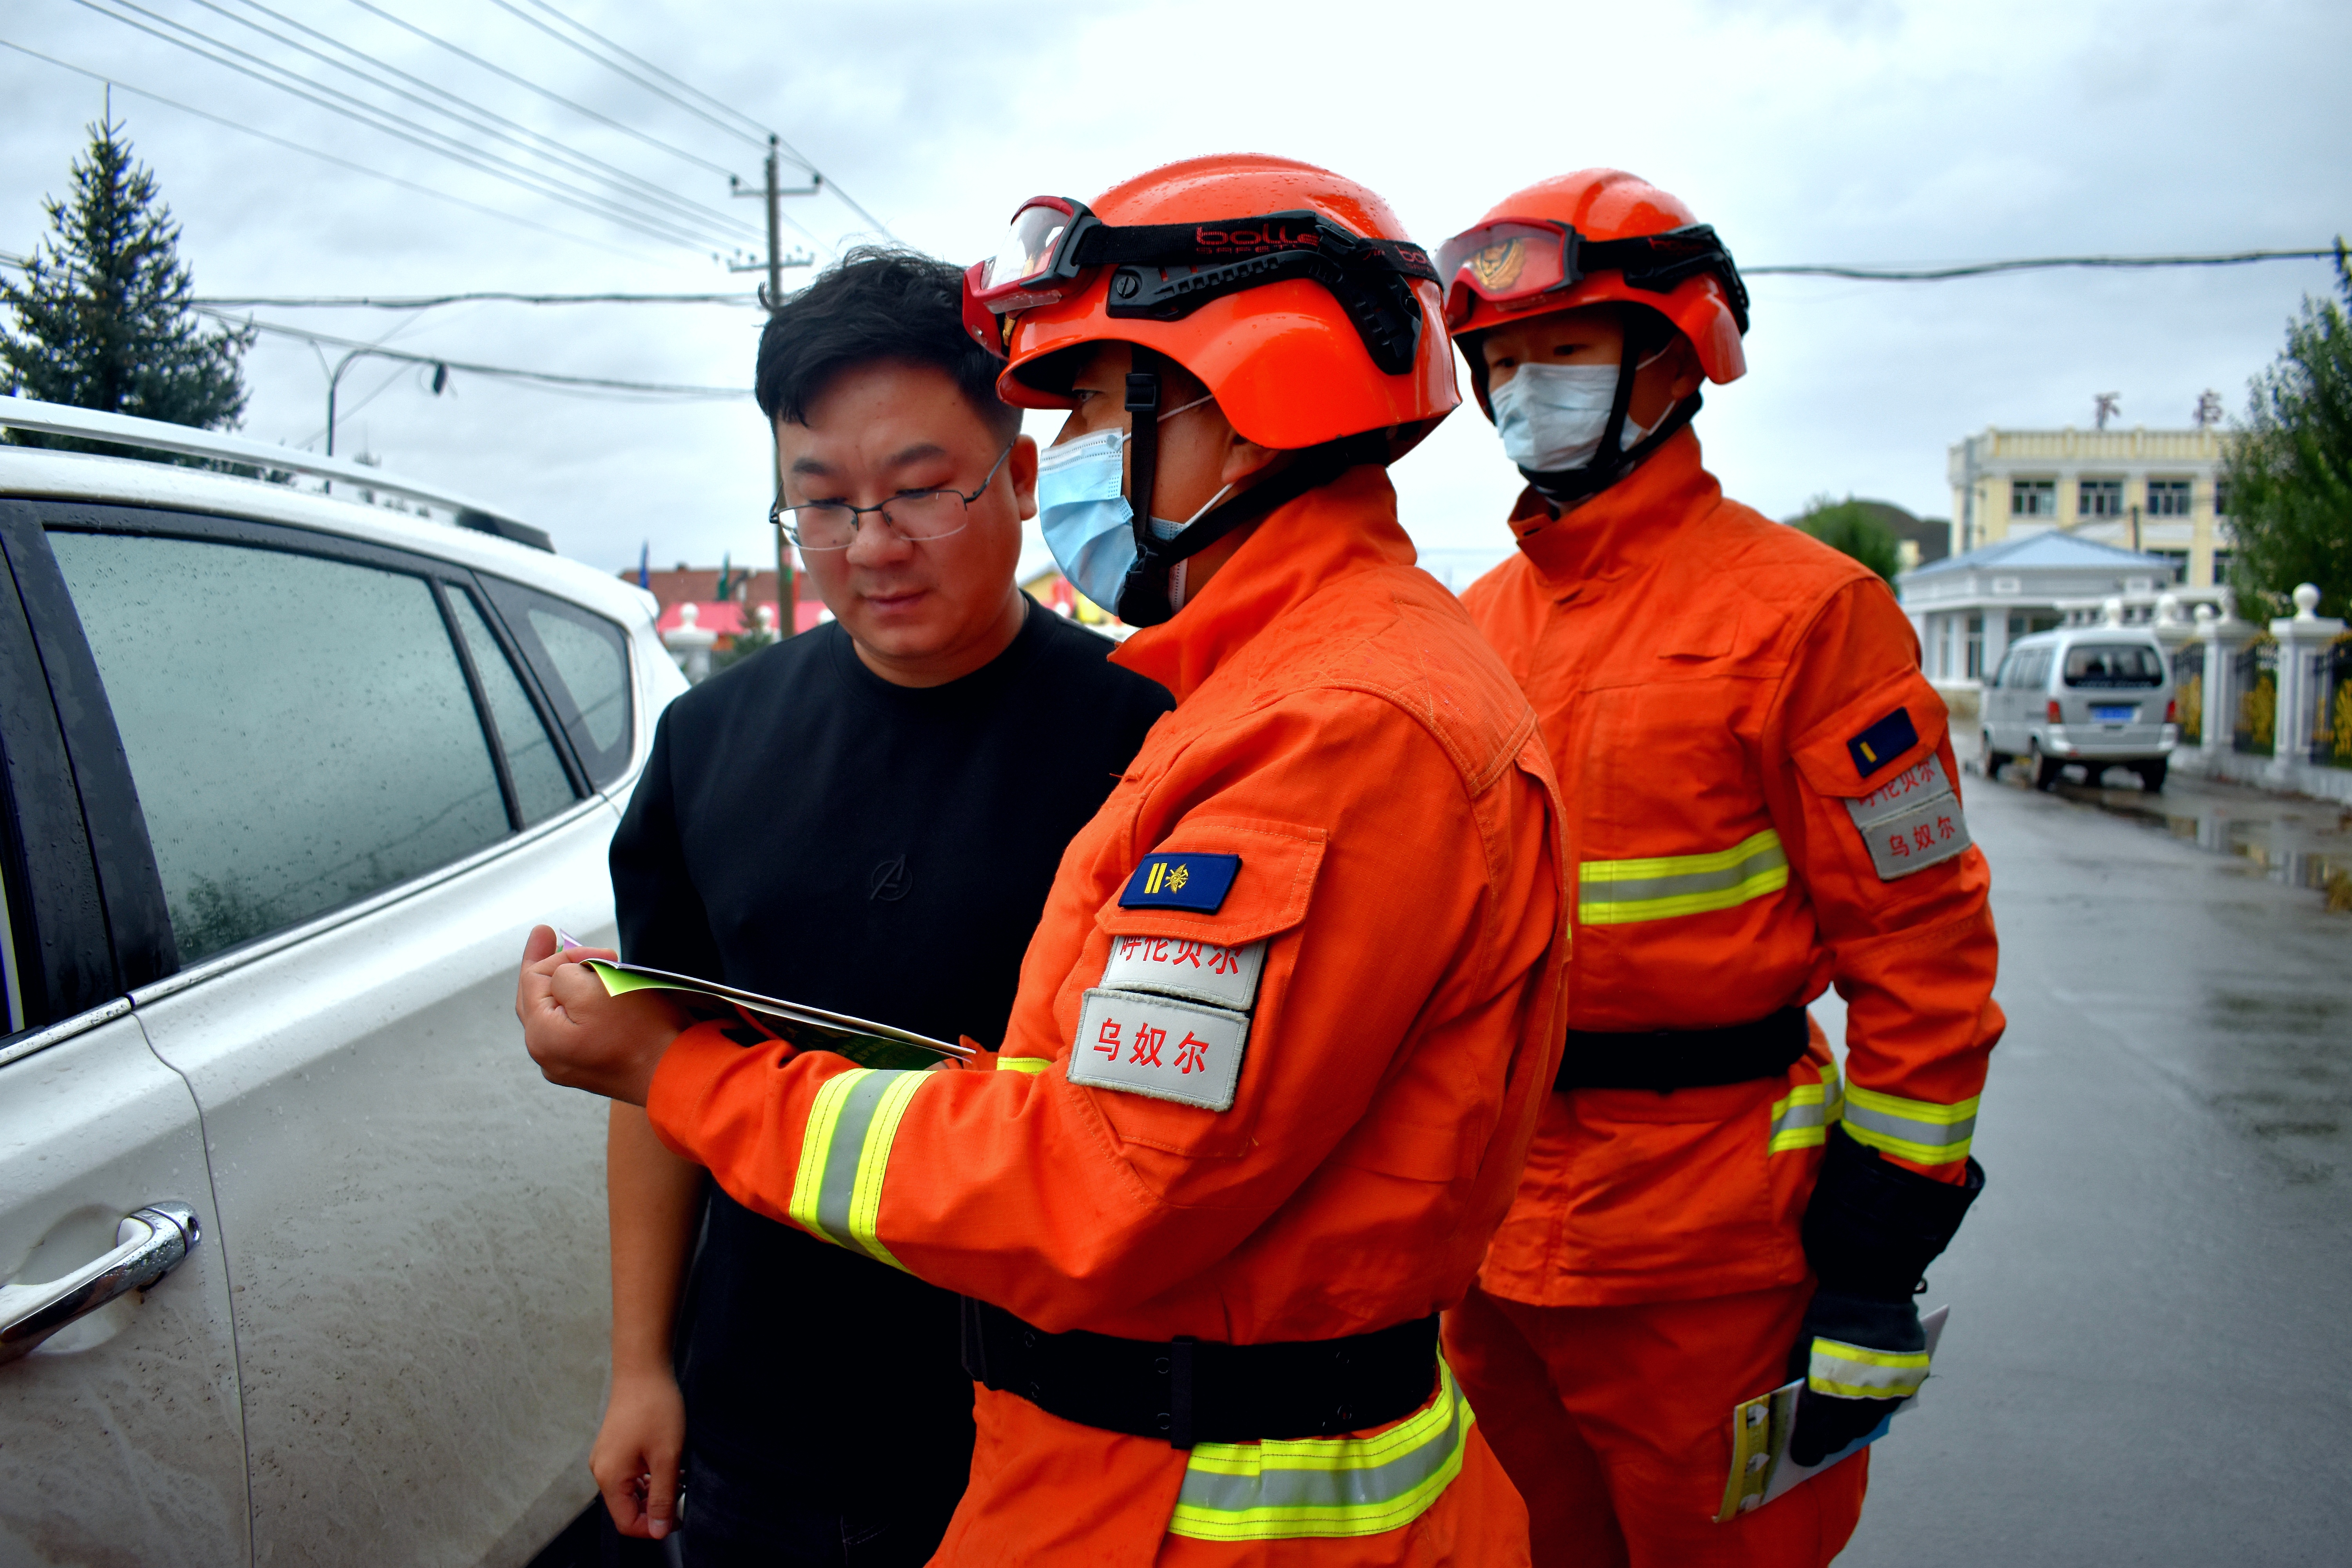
[1435,219,1751,336]
[962,195,1442,377]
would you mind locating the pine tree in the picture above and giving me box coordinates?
[2222,247,2352,618]
[1,115,256,451]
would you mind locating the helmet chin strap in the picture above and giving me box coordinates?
[1518,330,1704,508]
[1109,346,1386,628]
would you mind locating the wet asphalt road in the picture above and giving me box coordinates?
[1830,761,2352,1566]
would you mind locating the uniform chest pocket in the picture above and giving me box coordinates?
[1581,676,1770,850]
[1075,820,1326,1161]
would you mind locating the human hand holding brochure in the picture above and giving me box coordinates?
[1715,1306,1949,1521]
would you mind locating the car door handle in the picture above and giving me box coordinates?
[0,1202,200,1365]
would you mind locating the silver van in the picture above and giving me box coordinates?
[1981,626,2178,791]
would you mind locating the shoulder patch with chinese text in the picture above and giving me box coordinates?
[1066,989,1248,1111]
[1100,932,1266,1011]
[1844,751,1970,879]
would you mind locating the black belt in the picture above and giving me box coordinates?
[1554,1005,1809,1093]
[960,1298,1438,1450]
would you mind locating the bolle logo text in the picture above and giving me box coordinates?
[1195,223,1319,251]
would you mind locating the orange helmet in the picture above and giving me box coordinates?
[961,154,1458,625]
[963,154,1458,454]
[1438,169,1749,397]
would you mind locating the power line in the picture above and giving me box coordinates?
[483,0,768,151]
[339,0,745,184]
[70,0,739,252]
[1746,247,2345,281]
[0,37,655,262]
[501,0,894,244]
[514,0,769,144]
[196,0,761,247]
[190,290,762,308]
[215,311,749,398]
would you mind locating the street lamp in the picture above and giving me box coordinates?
[323,350,449,463]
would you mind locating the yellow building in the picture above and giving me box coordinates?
[1946,426,2234,588]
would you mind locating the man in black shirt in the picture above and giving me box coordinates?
[589,250,1171,1566]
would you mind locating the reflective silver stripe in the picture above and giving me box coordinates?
[786,1067,924,1268]
[1167,1361,1472,1541]
[1768,1059,1841,1153]
[1842,1084,1977,1165]
[1578,831,1791,926]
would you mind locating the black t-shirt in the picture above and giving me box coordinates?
[610,599,1171,1504]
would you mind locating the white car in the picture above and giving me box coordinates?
[0,398,684,1565]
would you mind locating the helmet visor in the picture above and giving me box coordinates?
[1437,221,1573,327]
[975,197,1082,298]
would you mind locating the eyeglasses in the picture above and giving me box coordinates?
[771,442,1015,552]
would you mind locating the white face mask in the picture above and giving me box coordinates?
[1487,359,1660,474]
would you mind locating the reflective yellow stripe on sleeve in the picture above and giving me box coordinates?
[995,1055,1052,1074]
[1808,1337,1931,1400]
[1841,1083,1978,1165]
[1166,1359,1473,1542]
[787,1067,928,1270]
[1768,1057,1843,1153]
[1577,830,1791,926]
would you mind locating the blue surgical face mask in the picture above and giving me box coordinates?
[1034,395,1219,613]
[1488,359,1659,473]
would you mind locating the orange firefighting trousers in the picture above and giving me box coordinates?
[1444,1282,1865,1568]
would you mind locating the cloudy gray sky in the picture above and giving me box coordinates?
[5,0,2347,577]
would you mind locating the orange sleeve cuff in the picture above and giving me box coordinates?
[644,1018,791,1164]
[1884,1149,1975,1185]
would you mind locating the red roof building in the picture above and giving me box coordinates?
[621,564,831,642]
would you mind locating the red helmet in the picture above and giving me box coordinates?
[1438,169,1749,389]
[963,153,1458,456]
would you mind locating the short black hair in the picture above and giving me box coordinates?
[753,247,1020,442]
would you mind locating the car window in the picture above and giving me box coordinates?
[2063,643,2165,688]
[48,532,512,962]
[1991,650,2018,688]
[478,577,633,788]
[446,588,577,826]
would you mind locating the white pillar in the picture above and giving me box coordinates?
[2199,595,2259,766]
[663,601,719,684]
[2269,583,2347,784]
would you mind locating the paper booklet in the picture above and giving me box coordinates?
[581,958,971,1073]
[1715,1306,1950,1523]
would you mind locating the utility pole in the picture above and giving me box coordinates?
[729,136,818,310]
[730,137,819,628]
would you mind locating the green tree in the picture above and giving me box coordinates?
[1,116,255,451]
[1791,494,1902,584]
[2222,247,2352,619]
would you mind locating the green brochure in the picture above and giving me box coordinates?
[582,959,969,1073]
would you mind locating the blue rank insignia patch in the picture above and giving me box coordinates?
[1847,706,1919,779]
[1119,852,1241,913]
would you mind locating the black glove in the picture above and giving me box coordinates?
[1789,1125,1984,1467]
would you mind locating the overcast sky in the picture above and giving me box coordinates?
[4,0,2347,578]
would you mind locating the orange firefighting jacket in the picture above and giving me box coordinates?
[647,466,1566,1566]
[1460,430,2001,1310]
